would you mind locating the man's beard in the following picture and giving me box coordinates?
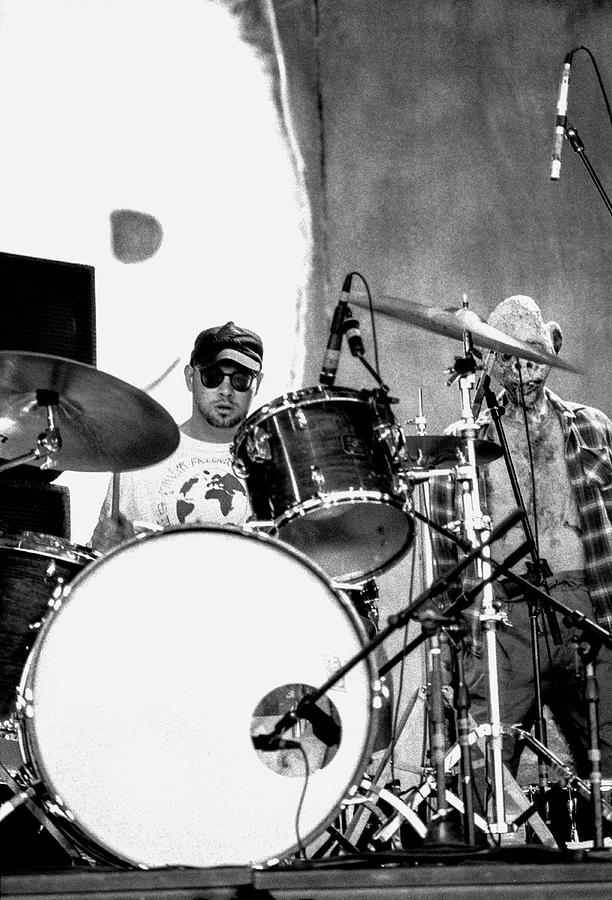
[203,408,244,429]
[505,379,544,407]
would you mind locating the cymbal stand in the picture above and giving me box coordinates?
[407,389,476,845]
[446,321,508,835]
[478,370,560,809]
[0,389,62,474]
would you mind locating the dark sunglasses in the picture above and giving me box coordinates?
[197,366,255,392]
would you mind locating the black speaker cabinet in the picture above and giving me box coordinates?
[0,251,96,365]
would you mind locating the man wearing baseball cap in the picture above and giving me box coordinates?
[91,321,264,552]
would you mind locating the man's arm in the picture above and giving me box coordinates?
[89,476,135,554]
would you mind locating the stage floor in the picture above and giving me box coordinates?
[4,850,612,899]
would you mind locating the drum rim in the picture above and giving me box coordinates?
[0,529,99,564]
[15,522,379,867]
[231,385,377,453]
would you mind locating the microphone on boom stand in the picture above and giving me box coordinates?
[319,274,353,387]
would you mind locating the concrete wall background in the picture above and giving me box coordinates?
[311,0,612,430]
[272,0,612,789]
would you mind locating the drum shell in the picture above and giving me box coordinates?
[0,532,96,720]
[16,525,378,868]
[232,387,413,582]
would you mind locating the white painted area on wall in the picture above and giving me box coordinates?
[0,0,309,544]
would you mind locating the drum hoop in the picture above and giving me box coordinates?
[232,386,375,451]
[271,490,408,523]
[0,530,99,566]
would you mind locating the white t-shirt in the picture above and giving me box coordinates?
[95,432,250,532]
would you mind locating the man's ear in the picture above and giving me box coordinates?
[547,321,563,356]
[184,363,194,393]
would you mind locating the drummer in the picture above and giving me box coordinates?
[90,321,264,553]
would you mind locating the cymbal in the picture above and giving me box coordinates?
[350,295,579,373]
[403,435,503,468]
[0,351,180,472]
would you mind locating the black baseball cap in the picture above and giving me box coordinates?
[190,321,263,372]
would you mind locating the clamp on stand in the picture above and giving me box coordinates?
[0,389,62,474]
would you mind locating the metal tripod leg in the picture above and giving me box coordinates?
[407,722,558,847]
[0,764,84,864]
[338,684,428,848]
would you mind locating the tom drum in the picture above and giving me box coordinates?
[232,386,414,582]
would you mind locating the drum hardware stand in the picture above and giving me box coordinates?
[0,763,86,864]
[256,506,524,747]
[330,681,430,852]
[0,390,62,474]
[409,723,559,848]
[580,635,605,848]
[256,510,525,862]
[442,322,512,836]
[372,520,531,848]
[496,567,612,849]
[478,362,563,823]
[402,389,477,847]
[305,518,530,859]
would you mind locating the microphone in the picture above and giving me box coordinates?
[550,52,573,181]
[319,274,352,386]
[252,735,301,752]
[253,698,341,751]
[471,350,497,419]
[344,314,365,357]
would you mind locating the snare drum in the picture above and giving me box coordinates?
[16,525,378,867]
[232,386,414,582]
[0,531,97,720]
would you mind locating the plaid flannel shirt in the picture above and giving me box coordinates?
[429,388,612,647]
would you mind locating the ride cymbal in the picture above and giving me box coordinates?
[349,296,579,373]
[0,351,180,472]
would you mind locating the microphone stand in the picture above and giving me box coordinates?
[257,509,525,752]
[563,121,612,218]
[478,377,561,816]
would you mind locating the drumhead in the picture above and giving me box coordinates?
[18,525,376,868]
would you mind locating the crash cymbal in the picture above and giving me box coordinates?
[403,435,503,468]
[349,295,579,373]
[0,351,180,472]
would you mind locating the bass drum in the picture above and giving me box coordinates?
[16,525,378,868]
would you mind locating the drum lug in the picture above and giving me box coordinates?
[246,426,272,463]
[310,465,326,493]
[44,560,69,611]
[392,472,411,499]
[15,686,35,718]
[292,408,308,430]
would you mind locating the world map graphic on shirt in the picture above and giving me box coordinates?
[176,470,247,523]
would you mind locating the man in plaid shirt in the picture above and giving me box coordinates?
[430,295,612,782]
